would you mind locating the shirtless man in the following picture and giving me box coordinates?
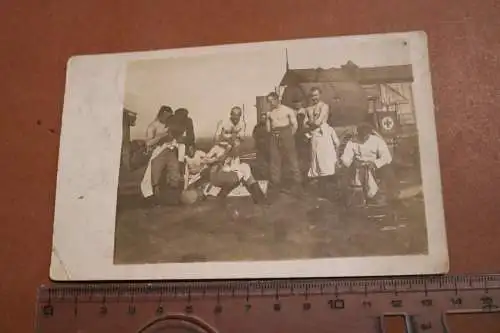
[304,87,340,178]
[144,106,174,153]
[214,106,246,155]
[140,106,181,204]
[183,145,207,190]
[266,92,302,192]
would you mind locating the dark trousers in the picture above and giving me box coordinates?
[121,143,132,172]
[269,126,302,185]
[376,164,398,200]
[254,148,270,180]
[296,140,311,182]
[151,148,181,189]
[350,163,398,201]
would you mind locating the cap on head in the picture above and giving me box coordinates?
[267,92,280,108]
[158,105,173,117]
[175,108,189,118]
[357,122,374,137]
[230,106,242,116]
[267,92,279,100]
[310,87,322,95]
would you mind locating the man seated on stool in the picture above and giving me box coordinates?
[340,123,396,205]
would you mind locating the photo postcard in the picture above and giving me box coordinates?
[50,31,449,281]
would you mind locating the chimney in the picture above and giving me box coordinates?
[341,60,359,80]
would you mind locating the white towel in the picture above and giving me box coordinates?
[140,143,170,198]
[177,143,186,162]
[308,123,339,178]
[353,168,379,198]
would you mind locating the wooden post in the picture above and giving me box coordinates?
[121,109,137,172]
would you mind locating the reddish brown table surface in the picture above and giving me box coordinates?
[1,1,500,332]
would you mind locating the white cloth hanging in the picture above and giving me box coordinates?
[140,142,177,198]
[308,123,340,178]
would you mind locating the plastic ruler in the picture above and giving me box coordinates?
[35,274,500,332]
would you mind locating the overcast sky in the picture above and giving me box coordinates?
[123,36,410,140]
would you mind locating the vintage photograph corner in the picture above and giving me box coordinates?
[114,39,428,265]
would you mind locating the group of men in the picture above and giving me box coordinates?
[252,87,396,204]
[139,105,266,206]
[139,106,195,204]
[138,86,396,207]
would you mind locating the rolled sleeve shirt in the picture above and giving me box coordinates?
[341,134,392,169]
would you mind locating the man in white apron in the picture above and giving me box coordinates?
[304,87,340,178]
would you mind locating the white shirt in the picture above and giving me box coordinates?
[341,134,392,169]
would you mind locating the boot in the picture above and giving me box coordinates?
[164,186,182,206]
[317,179,328,198]
[152,185,162,205]
[266,182,280,202]
[246,182,268,205]
[290,183,304,198]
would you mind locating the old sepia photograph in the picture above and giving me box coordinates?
[50,31,448,280]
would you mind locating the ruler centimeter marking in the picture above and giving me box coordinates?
[36,274,500,333]
[38,279,500,299]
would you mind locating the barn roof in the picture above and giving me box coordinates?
[279,61,413,86]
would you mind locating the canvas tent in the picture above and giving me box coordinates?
[278,61,414,129]
[280,64,370,127]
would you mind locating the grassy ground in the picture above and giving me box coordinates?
[114,134,427,264]
[114,191,427,265]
